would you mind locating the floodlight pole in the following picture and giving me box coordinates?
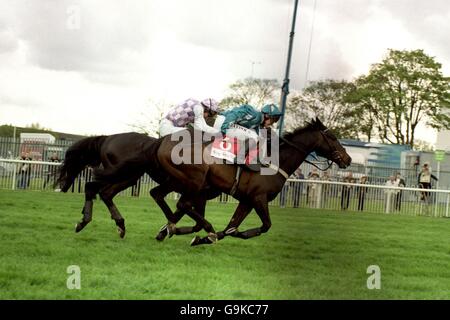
[278,0,299,136]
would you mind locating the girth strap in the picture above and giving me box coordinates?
[230,166,243,196]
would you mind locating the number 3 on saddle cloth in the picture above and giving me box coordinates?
[211,135,258,164]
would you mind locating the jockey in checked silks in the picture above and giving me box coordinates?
[159,98,220,137]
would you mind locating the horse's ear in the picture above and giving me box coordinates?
[315,117,325,128]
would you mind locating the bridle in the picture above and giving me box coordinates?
[309,129,342,171]
[279,128,343,172]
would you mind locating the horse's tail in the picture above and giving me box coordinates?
[56,136,107,192]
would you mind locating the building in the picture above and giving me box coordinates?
[19,133,61,161]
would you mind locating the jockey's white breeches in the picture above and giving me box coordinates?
[159,118,186,138]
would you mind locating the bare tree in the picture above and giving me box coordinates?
[127,99,170,137]
[220,78,280,110]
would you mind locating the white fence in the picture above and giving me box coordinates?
[278,179,450,217]
[1,158,449,218]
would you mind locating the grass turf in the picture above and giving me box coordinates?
[0,189,449,299]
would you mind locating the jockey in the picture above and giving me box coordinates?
[159,98,220,137]
[214,103,282,165]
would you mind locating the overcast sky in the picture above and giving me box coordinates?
[0,0,449,143]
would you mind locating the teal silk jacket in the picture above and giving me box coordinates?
[219,104,262,134]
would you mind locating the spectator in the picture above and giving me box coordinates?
[308,169,320,208]
[320,170,332,207]
[279,182,289,208]
[341,171,354,210]
[417,163,438,203]
[306,168,319,204]
[292,167,304,208]
[395,172,406,211]
[357,175,368,211]
[43,153,60,189]
[385,175,399,212]
[17,152,32,189]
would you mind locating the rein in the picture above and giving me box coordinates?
[305,159,333,171]
[279,133,334,172]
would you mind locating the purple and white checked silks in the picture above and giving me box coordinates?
[165,98,199,127]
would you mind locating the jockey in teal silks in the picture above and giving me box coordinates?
[213,103,282,166]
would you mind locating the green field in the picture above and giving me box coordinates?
[0,190,449,299]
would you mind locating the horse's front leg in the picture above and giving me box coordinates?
[235,194,271,239]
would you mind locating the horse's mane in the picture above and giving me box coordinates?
[282,118,326,141]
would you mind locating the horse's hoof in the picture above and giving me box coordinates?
[207,232,218,244]
[75,223,84,233]
[167,223,177,238]
[156,224,169,241]
[117,227,125,239]
[155,231,166,241]
[159,224,169,232]
[225,227,237,235]
[190,236,201,246]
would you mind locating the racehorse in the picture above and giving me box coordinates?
[104,118,352,245]
[56,132,163,238]
[56,132,219,239]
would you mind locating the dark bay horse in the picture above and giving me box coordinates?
[56,132,164,238]
[150,118,352,245]
[56,132,219,239]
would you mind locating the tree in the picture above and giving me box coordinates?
[285,79,360,138]
[27,123,52,131]
[347,49,450,147]
[127,99,169,137]
[413,139,435,152]
[220,78,280,110]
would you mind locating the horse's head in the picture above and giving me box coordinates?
[310,118,352,169]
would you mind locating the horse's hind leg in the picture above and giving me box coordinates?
[175,195,208,234]
[151,183,180,241]
[155,208,185,241]
[76,181,101,233]
[150,183,178,222]
[191,201,253,246]
[175,196,213,233]
[99,183,130,238]
[155,195,206,241]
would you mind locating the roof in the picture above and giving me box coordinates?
[339,139,370,148]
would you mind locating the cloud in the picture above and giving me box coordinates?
[0,29,18,54]
[11,0,152,75]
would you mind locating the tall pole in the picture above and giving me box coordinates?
[304,0,317,85]
[278,0,300,136]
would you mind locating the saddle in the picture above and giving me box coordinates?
[211,135,267,195]
[211,135,261,170]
